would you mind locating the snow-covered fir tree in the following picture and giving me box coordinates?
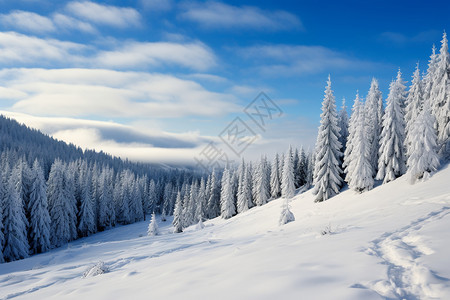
[377,70,407,184]
[47,159,72,247]
[423,45,438,108]
[196,178,206,222]
[237,161,253,213]
[147,213,159,236]
[431,32,450,157]
[270,154,281,198]
[254,157,270,206]
[313,76,343,202]
[97,168,115,231]
[3,165,29,261]
[405,64,424,157]
[64,162,78,241]
[281,146,296,199]
[297,147,308,187]
[78,167,96,237]
[346,96,374,192]
[344,92,362,179]
[172,191,183,233]
[220,169,235,219]
[28,159,51,254]
[147,179,157,215]
[279,198,295,226]
[407,99,440,183]
[338,98,349,154]
[365,78,383,174]
[207,169,221,219]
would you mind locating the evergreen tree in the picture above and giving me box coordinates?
[346,98,374,192]
[281,146,296,199]
[172,191,183,233]
[365,78,383,174]
[431,32,450,157]
[293,148,301,188]
[313,76,343,202]
[405,64,424,157]
[297,147,308,187]
[28,159,51,254]
[344,92,363,182]
[47,159,72,247]
[78,169,96,237]
[237,162,252,213]
[270,154,281,198]
[423,45,438,109]
[254,158,270,206]
[338,98,349,154]
[147,213,159,236]
[147,179,157,214]
[3,166,29,261]
[196,178,206,222]
[97,168,115,231]
[279,198,295,226]
[377,70,407,184]
[220,169,235,219]
[64,162,78,241]
[207,169,220,219]
[407,100,440,183]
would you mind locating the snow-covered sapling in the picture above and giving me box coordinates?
[147,213,159,236]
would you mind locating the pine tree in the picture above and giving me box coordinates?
[344,92,362,180]
[346,98,374,192]
[405,64,424,157]
[147,179,157,215]
[365,78,383,174]
[47,159,71,247]
[293,148,301,188]
[423,45,438,109]
[220,169,235,219]
[279,198,295,226]
[28,159,51,254]
[297,147,308,187]
[407,100,440,183]
[196,178,206,222]
[3,166,29,261]
[97,168,115,231]
[270,154,281,198]
[78,169,96,237]
[377,70,407,183]
[237,162,252,213]
[207,169,220,219]
[338,98,349,153]
[254,158,270,206]
[313,76,343,202]
[147,213,159,236]
[431,32,450,157]
[172,191,183,233]
[64,162,78,241]
[281,146,296,199]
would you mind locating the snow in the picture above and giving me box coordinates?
[1,165,450,300]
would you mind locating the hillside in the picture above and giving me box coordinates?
[1,164,449,300]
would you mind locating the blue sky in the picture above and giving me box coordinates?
[0,0,448,165]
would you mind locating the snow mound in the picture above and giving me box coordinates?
[82,261,109,278]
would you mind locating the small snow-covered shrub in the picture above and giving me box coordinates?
[83,261,109,278]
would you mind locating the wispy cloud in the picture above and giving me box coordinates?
[96,41,217,71]
[379,30,440,45]
[0,68,241,118]
[0,32,217,71]
[0,10,55,33]
[52,13,97,34]
[179,1,302,31]
[237,44,382,76]
[0,31,88,65]
[65,1,141,28]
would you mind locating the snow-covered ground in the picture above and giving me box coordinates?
[1,165,450,300]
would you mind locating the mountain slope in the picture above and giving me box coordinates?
[1,165,450,300]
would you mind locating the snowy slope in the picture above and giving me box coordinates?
[1,165,450,300]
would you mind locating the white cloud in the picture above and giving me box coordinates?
[180,2,302,31]
[0,32,216,71]
[52,13,97,34]
[0,10,55,33]
[238,45,382,76]
[0,68,241,118]
[66,1,141,28]
[96,41,217,71]
[0,31,88,65]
